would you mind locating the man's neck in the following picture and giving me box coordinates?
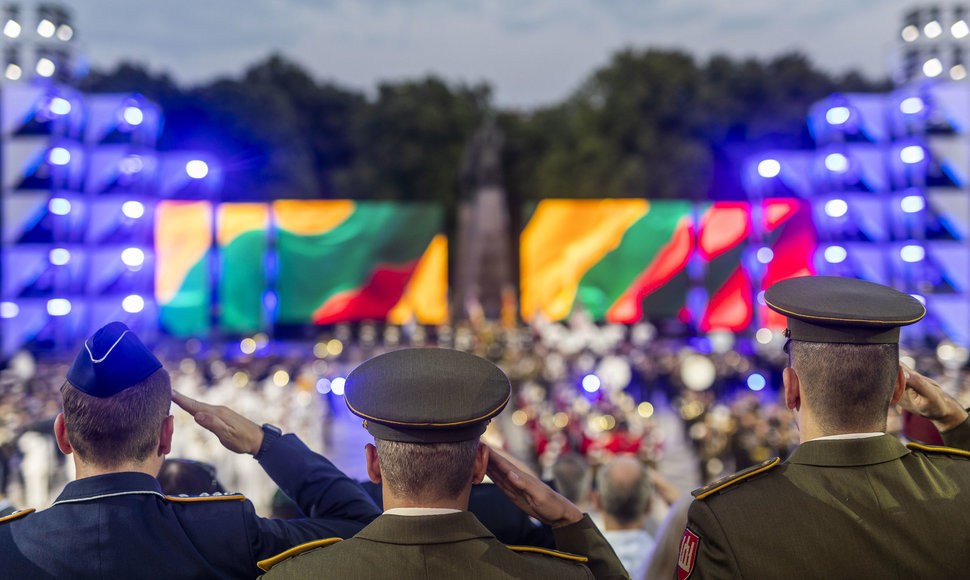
[381,487,471,512]
[72,457,162,480]
[602,514,645,531]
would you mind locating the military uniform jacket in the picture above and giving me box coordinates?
[679,433,970,580]
[261,511,630,579]
[0,434,379,579]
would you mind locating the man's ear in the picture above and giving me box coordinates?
[889,364,906,406]
[365,443,382,484]
[784,367,801,411]
[54,413,73,455]
[158,415,174,456]
[471,443,489,485]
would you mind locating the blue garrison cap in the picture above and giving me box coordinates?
[66,322,162,397]
[345,348,511,443]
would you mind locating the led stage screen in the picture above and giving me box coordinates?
[520,199,815,331]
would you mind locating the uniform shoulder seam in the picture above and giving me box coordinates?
[257,537,342,571]
[506,545,589,563]
[164,493,246,503]
[0,508,35,524]
[907,442,970,459]
[692,457,781,500]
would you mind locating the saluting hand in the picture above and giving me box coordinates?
[898,363,969,432]
[485,444,583,529]
[172,391,265,455]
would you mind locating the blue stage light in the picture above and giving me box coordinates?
[331,377,346,396]
[900,244,925,262]
[825,106,850,125]
[49,248,70,265]
[582,374,601,393]
[48,147,70,165]
[316,378,332,395]
[900,195,925,213]
[185,160,208,179]
[747,373,767,391]
[756,247,774,264]
[122,295,145,314]
[758,159,781,178]
[824,246,847,263]
[122,201,145,219]
[123,106,144,126]
[121,247,145,267]
[0,301,18,318]
[899,97,924,114]
[119,155,144,175]
[824,198,848,217]
[900,145,925,164]
[825,153,848,173]
[47,298,71,316]
[49,97,71,116]
[48,198,71,215]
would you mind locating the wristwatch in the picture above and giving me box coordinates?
[255,423,282,460]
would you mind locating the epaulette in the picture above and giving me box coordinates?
[0,508,35,524]
[907,442,970,459]
[692,457,781,500]
[164,492,246,503]
[506,545,589,563]
[258,538,342,571]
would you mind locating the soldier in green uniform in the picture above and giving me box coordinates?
[676,276,970,580]
[260,348,629,579]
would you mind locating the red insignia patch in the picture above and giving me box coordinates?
[677,528,700,580]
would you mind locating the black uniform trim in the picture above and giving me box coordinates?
[258,537,342,571]
[0,508,34,524]
[906,442,970,459]
[692,458,781,500]
[506,545,589,562]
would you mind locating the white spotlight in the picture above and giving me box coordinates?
[185,160,208,179]
[924,20,943,38]
[900,245,925,263]
[55,23,72,41]
[825,106,850,125]
[36,18,54,38]
[48,198,71,215]
[49,248,70,265]
[951,65,967,81]
[122,295,145,313]
[47,298,71,316]
[121,248,145,267]
[953,20,970,39]
[3,19,21,38]
[824,198,848,218]
[824,246,847,264]
[899,97,924,115]
[900,195,925,213]
[35,57,55,78]
[4,64,21,80]
[825,153,848,173]
[902,24,919,42]
[757,159,781,178]
[923,58,943,78]
[900,145,925,164]
[122,201,145,219]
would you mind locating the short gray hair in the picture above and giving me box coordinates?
[597,456,651,526]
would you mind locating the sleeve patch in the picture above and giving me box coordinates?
[0,508,35,524]
[677,528,700,580]
[907,442,970,459]
[164,493,246,503]
[506,545,589,563]
[257,537,342,571]
[692,457,780,500]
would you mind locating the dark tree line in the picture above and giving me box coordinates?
[80,49,890,213]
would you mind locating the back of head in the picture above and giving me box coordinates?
[789,340,899,433]
[552,454,590,505]
[596,455,651,528]
[61,369,171,468]
[765,276,924,434]
[376,438,481,503]
[345,348,511,503]
[61,322,170,469]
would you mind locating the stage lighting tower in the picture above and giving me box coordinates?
[894,5,970,85]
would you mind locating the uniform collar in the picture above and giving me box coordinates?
[54,472,164,505]
[358,510,492,545]
[787,433,909,467]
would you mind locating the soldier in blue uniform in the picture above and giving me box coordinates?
[260,348,629,579]
[0,322,380,579]
[676,276,970,580]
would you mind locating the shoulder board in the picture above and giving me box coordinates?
[0,508,35,524]
[692,457,781,500]
[258,538,342,571]
[907,442,970,459]
[506,545,589,563]
[164,493,246,503]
